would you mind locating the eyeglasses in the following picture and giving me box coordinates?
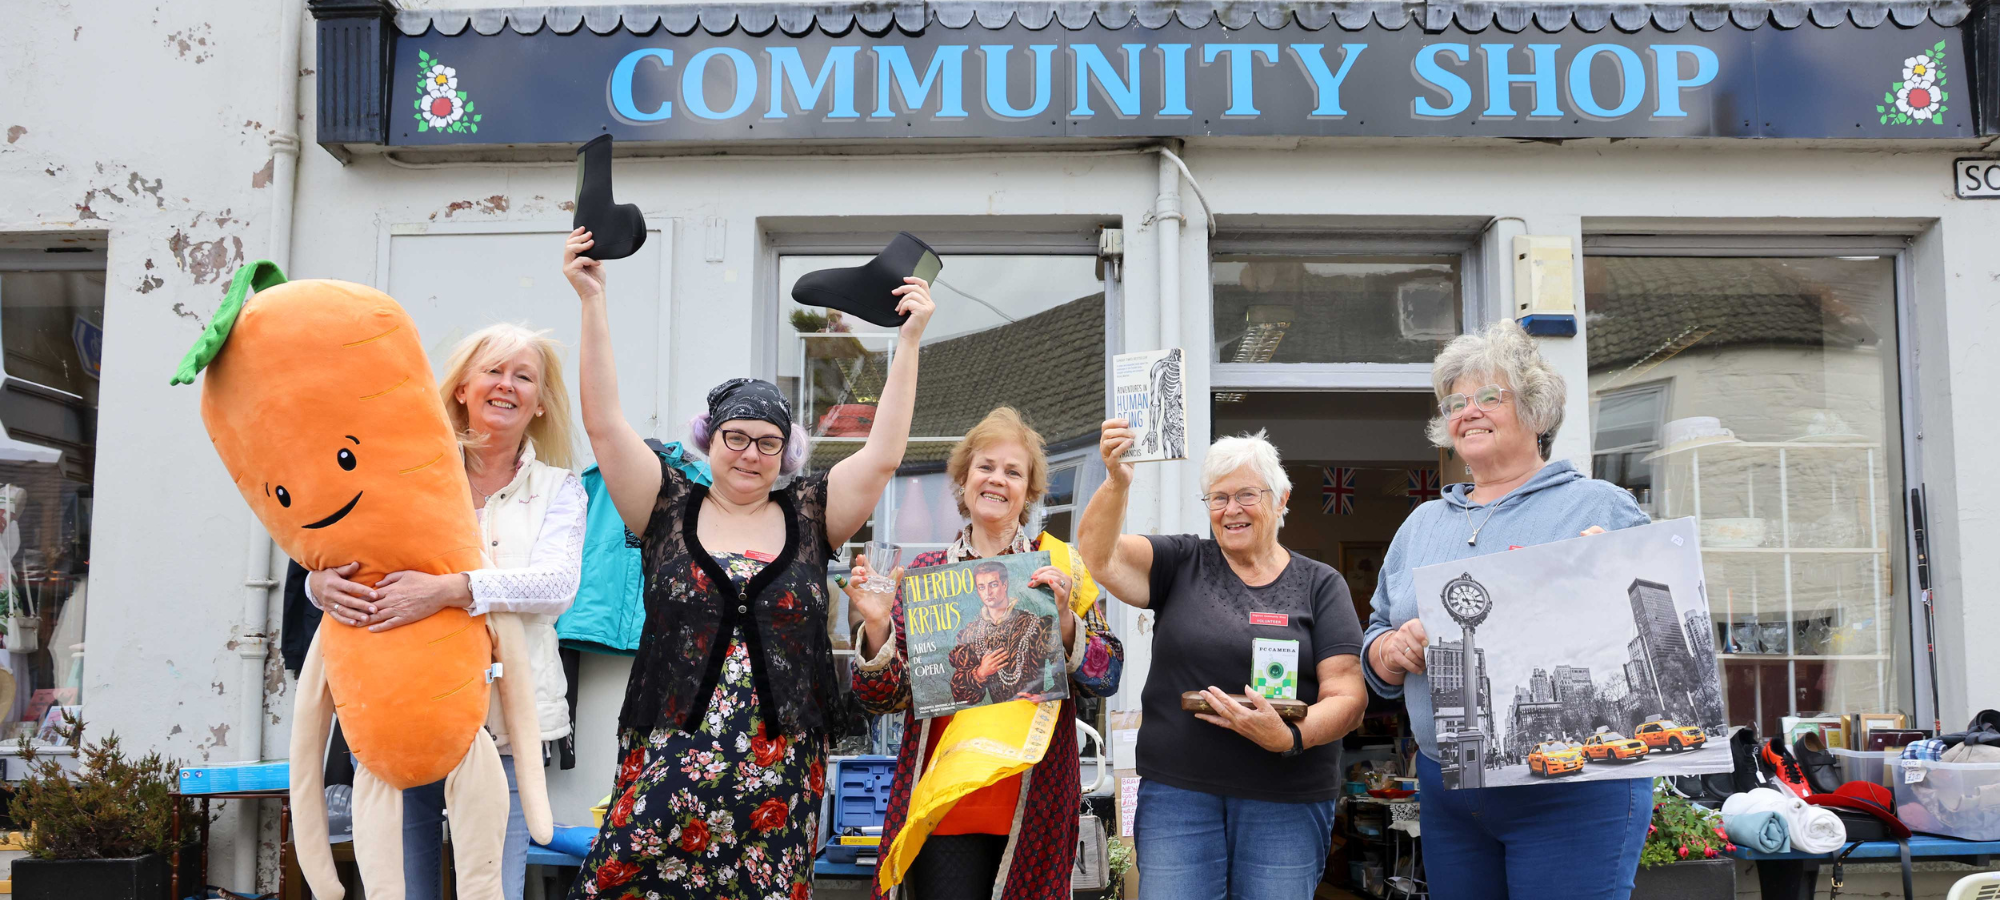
[1200,488,1272,511]
[719,429,786,456]
[1439,384,1513,419]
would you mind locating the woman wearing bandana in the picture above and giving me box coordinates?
[561,229,935,900]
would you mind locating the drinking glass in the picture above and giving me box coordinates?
[862,541,902,594]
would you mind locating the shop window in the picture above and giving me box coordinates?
[1583,255,1906,739]
[1211,255,1462,366]
[0,254,102,743]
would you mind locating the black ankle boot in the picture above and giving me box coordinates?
[1792,731,1842,795]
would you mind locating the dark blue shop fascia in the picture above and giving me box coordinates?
[307,0,1991,153]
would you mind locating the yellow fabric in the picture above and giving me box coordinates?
[877,533,1098,890]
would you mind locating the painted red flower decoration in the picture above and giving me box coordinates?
[807,759,826,797]
[678,817,710,853]
[751,797,789,832]
[791,881,811,900]
[619,749,644,786]
[595,858,641,889]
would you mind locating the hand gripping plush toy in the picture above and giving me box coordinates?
[172,261,553,899]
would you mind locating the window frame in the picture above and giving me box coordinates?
[1579,232,1929,731]
[1207,233,1483,393]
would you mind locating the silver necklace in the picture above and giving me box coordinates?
[1463,496,1508,546]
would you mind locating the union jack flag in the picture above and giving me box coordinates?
[1322,466,1355,515]
[1406,468,1441,507]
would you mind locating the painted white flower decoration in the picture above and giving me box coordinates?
[419,91,464,129]
[1896,82,1941,120]
[424,64,457,97]
[1901,56,1936,85]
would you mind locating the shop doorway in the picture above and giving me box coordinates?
[1212,391,1447,628]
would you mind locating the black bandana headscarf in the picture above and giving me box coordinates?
[706,378,793,437]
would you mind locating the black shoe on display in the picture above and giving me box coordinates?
[572,134,647,261]
[1793,731,1843,796]
[790,232,941,328]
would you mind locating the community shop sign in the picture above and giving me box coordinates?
[389,18,1972,144]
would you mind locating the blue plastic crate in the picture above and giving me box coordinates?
[823,756,894,865]
[178,759,289,795]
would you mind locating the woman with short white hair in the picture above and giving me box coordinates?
[1364,319,1651,899]
[1079,423,1367,900]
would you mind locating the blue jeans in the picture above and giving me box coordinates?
[1416,753,1649,900]
[1134,779,1339,900]
[404,754,529,900]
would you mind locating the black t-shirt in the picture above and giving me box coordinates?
[1137,534,1364,803]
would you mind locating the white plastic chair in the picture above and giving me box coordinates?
[1948,872,2000,900]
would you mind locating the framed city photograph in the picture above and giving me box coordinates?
[1414,518,1731,790]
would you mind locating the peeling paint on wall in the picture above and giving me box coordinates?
[250,159,273,189]
[5,126,23,144]
[139,275,165,294]
[172,303,202,322]
[128,172,165,208]
[167,229,244,284]
[164,25,213,64]
[431,195,511,220]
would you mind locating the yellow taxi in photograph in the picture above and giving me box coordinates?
[1580,732,1650,761]
[1527,740,1587,776]
[1634,719,1707,752]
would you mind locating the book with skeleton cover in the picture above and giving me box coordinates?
[903,551,1069,719]
[1112,348,1187,462]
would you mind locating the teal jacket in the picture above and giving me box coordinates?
[556,441,710,656]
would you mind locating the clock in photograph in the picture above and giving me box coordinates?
[1441,573,1491,628]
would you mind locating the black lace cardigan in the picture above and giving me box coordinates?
[615,460,846,738]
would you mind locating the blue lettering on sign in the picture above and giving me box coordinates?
[610,48,674,121]
[1288,44,1367,117]
[981,44,1055,118]
[1073,43,1146,116]
[1482,44,1563,117]
[1158,44,1193,116]
[1651,45,1719,117]
[595,39,1729,130]
[765,46,859,119]
[1413,44,1472,117]
[873,45,969,118]
[1568,44,1646,118]
[683,47,756,119]
[1203,44,1279,116]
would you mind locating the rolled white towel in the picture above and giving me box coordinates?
[1791,804,1847,853]
[1725,788,1848,853]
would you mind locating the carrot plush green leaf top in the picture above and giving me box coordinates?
[170,260,287,385]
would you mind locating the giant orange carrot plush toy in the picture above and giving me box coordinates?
[173,261,552,899]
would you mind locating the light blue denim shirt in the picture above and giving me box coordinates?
[1363,460,1649,761]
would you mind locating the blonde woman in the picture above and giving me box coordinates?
[305,323,585,900]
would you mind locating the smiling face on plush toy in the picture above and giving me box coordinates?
[199,279,483,584]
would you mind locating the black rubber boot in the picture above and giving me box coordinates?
[789,232,941,327]
[572,134,647,261]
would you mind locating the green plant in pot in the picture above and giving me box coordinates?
[11,712,188,900]
[1631,780,1738,900]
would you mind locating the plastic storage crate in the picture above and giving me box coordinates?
[1893,757,2000,842]
[823,756,894,865]
[179,759,289,794]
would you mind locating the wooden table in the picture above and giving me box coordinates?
[1724,834,2000,899]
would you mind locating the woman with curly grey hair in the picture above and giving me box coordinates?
[1363,319,1653,899]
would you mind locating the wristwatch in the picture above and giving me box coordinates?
[1281,721,1305,758]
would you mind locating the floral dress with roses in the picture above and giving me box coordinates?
[570,552,827,900]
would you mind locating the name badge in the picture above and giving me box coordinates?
[1248,612,1288,627]
[745,550,778,562]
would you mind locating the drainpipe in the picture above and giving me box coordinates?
[229,2,304,892]
[1153,150,1182,536]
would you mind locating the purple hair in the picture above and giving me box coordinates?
[687,412,810,477]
